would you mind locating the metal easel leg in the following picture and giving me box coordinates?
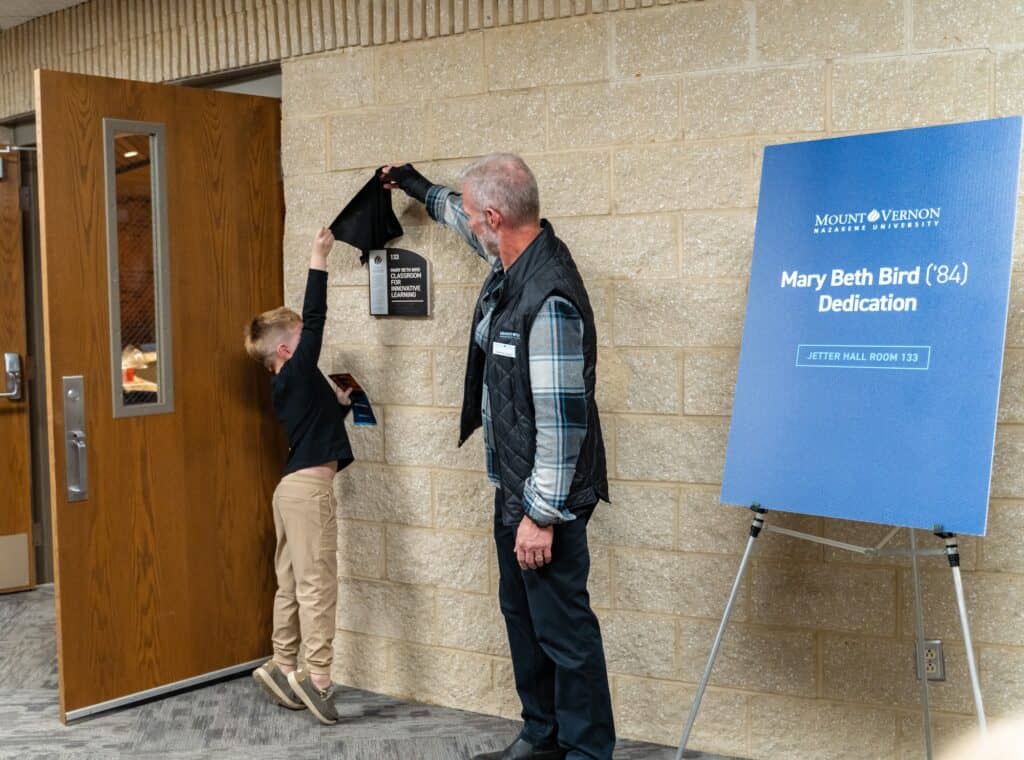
[675,507,767,760]
[909,529,934,760]
[938,533,987,734]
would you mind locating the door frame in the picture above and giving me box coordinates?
[0,138,34,594]
[20,143,54,587]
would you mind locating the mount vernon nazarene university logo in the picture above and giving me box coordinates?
[812,206,942,235]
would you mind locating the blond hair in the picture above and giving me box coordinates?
[244,306,301,369]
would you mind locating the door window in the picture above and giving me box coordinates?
[103,119,173,416]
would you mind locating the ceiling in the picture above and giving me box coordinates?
[0,1,86,31]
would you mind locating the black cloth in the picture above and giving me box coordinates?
[271,269,354,475]
[459,221,609,527]
[493,492,615,759]
[330,170,403,264]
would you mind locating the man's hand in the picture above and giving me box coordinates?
[380,164,399,190]
[334,386,353,406]
[310,226,334,271]
[379,163,431,203]
[515,516,554,570]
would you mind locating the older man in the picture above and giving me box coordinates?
[384,155,615,760]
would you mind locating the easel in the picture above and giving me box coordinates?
[674,506,987,760]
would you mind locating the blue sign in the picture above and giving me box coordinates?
[721,118,1022,535]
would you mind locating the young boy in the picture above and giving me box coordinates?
[243,227,353,725]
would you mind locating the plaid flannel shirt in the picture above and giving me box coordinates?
[426,185,587,526]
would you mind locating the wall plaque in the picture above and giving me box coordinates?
[368,247,430,317]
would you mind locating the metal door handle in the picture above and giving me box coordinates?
[67,430,88,499]
[0,352,21,400]
[63,376,88,502]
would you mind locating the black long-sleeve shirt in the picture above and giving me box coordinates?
[271,269,354,475]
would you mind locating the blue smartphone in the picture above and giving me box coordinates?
[329,373,378,426]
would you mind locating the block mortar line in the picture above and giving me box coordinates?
[336,514,398,528]
[384,522,496,540]
[675,209,685,279]
[606,8,617,83]
[431,580,440,643]
[823,58,833,134]
[607,544,618,610]
[745,0,755,66]
[904,0,913,53]
[672,482,682,552]
[381,638,511,661]
[803,46,999,77]
[676,347,686,417]
[369,35,382,103]
[339,566,388,581]
[606,549,753,565]
[426,467,442,527]
[616,56,845,81]
[542,83,550,151]
[609,337,744,349]
[631,679,973,718]
[607,408,732,420]
[989,48,996,116]
[433,584,496,599]
[611,671,803,701]
[613,475,729,489]
[744,689,753,755]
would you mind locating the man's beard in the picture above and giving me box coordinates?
[479,225,500,258]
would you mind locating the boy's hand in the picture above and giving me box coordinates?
[313,227,335,257]
[335,387,353,406]
[310,227,334,271]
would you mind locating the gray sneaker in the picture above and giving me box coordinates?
[252,661,305,711]
[287,669,338,725]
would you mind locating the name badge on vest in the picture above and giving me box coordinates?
[492,342,516,359]
[492,330,520,359]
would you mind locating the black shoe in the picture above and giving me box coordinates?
[471,737,566,760]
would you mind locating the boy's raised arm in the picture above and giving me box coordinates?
[291,227,334,369]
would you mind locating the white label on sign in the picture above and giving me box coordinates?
[492,342,517,359]
[368,250,388,316]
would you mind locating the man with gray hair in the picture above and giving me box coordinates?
[383,156,615,760]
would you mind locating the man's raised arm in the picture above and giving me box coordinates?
[382,163,490,263]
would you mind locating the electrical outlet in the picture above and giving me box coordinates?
[915,639,946,682]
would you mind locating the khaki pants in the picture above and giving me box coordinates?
[271,471,337,677]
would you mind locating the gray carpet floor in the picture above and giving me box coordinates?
[0,585,724,759]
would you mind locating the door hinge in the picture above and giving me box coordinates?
[32,522,43,547]
[20,186,32,210]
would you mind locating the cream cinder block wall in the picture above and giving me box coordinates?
[281,3,1024,758]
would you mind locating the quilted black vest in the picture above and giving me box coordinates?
[458,221,609,525]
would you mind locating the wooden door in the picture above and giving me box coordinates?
[0,144,34,594]
[35,69,286,721]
